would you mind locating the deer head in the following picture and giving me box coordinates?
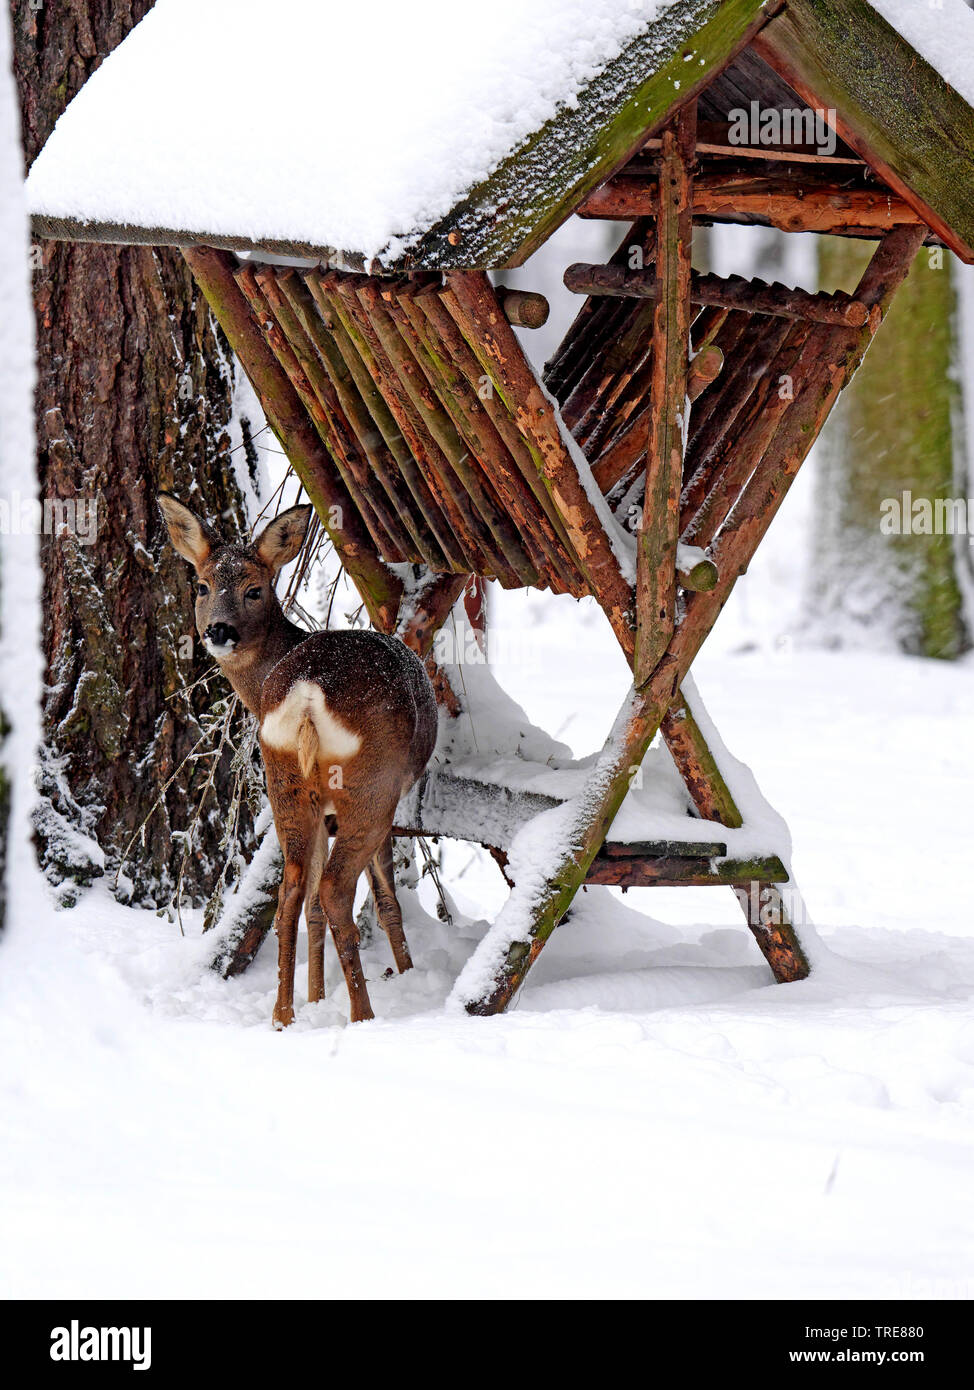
[157,492,311,667]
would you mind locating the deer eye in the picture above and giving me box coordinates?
[197,583,209,597]
[245,586,262,601]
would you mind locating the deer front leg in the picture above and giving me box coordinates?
[306,821,329,1004]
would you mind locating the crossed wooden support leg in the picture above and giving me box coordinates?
[452,109,925,1014]
[660,682,809,982]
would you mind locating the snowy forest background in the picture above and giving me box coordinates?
[2,2,974,1299]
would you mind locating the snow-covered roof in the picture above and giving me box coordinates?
[25,0,974,269]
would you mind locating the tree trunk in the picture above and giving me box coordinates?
[12,1,255,905]
[812,236,971,660]
[0,2,40,934]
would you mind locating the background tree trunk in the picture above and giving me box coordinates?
[11,0,256,905]
[811,236,972,660]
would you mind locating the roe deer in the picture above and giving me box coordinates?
[157,493,437,1025]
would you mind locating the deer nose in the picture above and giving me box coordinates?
[205,622,239,651]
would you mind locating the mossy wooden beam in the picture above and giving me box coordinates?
[457,688,682,1014]
[634,104,695,684]
[242,265,408,563]
[586,853,788,888]
[394,288,580,595]
[660,691,742,829]
[398,0,778,268]
[579,175,922,237]
[305,272,461,572]
[414,286,590,592]
[33,215,353,267]
[565,262,870,327]
[753,0,974,263]
[181,246,402,630]
[275,269,440,567]
[443,271,637,659]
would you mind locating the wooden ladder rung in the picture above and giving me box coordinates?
[587,853,788,888]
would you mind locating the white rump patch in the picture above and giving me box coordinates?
[260,680,362,765]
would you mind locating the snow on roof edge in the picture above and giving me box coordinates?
[25,0,684,267]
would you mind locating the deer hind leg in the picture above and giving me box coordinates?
[305,821,329,1005]
[366,834,413,974]
[307,900,326,1005]
[265,763,318,1029]
[318,814,397,1024]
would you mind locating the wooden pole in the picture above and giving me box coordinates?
[443,270,637,660]
[459,225,923,1015]
[634,103,695,685]
[495,287,550,329]
[564,262,870,327]
[578,173,921,236]
[682,320,815,547]
[181,246,402,632]
[394,287,579,594]
[544,219,654,402]
[315,273,472,572]
[243,265,411,564]
[415,285,589,589]
[659,691,807,982]
[362,280,539,588]
[275,269,447,570]
[590,323,728,498]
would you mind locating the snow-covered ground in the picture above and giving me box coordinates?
[3,570,973,1297]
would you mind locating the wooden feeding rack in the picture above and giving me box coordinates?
[29,0,974,1013]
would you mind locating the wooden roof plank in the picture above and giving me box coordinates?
[401,0,777,269]
[753,0,974,263]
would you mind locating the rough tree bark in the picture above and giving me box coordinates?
[812,236,971,660]
[11,0,255,904]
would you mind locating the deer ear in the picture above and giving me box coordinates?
[254,504,312,575]
[157,493,214,571]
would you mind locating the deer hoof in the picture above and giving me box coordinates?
[272,1005,294,1029]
